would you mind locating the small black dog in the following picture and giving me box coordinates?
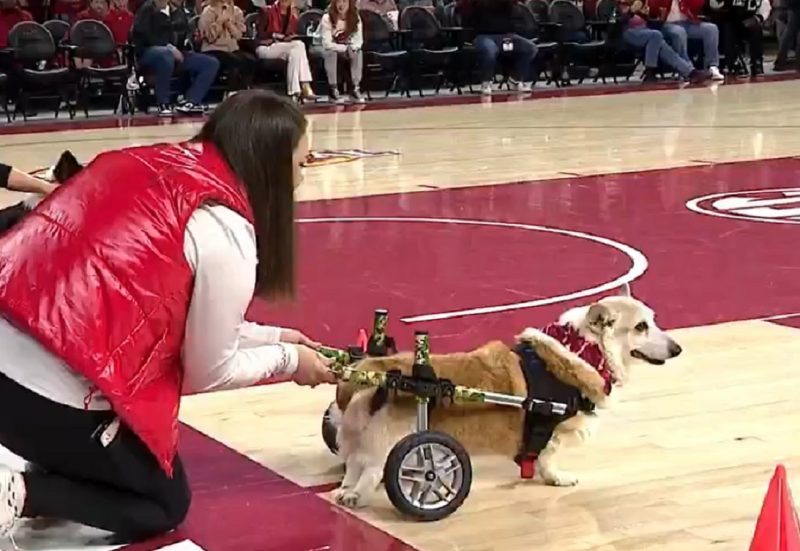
[0,150,84,235]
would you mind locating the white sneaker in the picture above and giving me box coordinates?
[517,81,533,93]
[0,466,25,538]
[709,66,724,81]
[481,82,492,96]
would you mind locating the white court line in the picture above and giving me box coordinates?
[756,312,800,321]
[298,216,649,324]
[685,187,800,225]
[153,541,206,551]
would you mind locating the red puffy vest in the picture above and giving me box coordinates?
[0,141,253,475]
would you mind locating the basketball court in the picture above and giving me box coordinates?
[1,77,799,551]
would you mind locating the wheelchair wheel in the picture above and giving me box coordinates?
[321,401,339,455]
[383,431,472,521]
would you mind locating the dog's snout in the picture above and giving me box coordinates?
[669,342,682,357]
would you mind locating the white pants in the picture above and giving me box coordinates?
[255,41,312,95]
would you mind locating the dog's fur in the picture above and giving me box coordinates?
[327,284,682,509]
[0,151,83,235]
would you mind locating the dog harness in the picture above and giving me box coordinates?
[514,323,614,479]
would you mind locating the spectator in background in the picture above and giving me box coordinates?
[77,0,109,20]
[105,0,135,45]
[774,0,799,70]
[320,0,364,103]
[255,0,316,102]
[131,0,220,116]
[199,0,256,90]
[610,0,711,82]
[648,0,725,79]
[456,0,537,96]
[52,0,88,23]
[706,0,765,75]
[0,0,31,49]
[358,0,398,29]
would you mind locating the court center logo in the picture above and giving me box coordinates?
[686,188,800,224]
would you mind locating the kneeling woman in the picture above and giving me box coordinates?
[0,91,335,543]
[320,0,365,103]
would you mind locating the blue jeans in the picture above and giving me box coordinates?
[623,27,694,76]
[662,20,720,68]
[138,46,220,105]
[473,34,538,83]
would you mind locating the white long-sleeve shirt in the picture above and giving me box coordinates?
[0,204,299,410]
[320,13,363,53]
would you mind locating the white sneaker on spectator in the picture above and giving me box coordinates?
[0,466,25,540]
[517,81,533,93]
[709,66,724,80]
[481,82,492,96]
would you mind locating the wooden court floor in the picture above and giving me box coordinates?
[1,79,800,551]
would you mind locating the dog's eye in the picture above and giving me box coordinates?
[635,322,649,333]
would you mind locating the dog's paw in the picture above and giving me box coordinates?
[332,488,366,509]
[543,471,579,487]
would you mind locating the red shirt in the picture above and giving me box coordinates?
[103,7,134,44]
[0,7,33,48]
[258,3,299,41]
[51,0,87,22]
[0,142,254,475]
[76,7,107,20]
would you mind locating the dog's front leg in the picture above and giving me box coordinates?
[536,435,579,487]
[333,459,383,510]
[332,454,364,503]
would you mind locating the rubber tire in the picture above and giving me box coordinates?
[383,431,472,521]
[321,401,339,455]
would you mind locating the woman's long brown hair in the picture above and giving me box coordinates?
[328,0,359,36]
[193,90,307,301]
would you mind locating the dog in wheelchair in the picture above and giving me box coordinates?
[326,284,683,510]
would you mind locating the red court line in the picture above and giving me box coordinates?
[1,72,798,136]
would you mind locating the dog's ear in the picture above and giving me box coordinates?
[53,150,83,183]
[587,303,617,332]
[618,282,631,297]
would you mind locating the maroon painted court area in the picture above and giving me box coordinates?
[128,156,800,550]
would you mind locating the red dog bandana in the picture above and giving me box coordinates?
[540,323,615,395]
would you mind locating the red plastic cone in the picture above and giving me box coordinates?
[356,329,368,352]
[750,465,800,551]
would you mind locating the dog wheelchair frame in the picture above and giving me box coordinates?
[319,310,570,522]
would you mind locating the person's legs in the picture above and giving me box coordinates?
[473,34,501,94]
[204,50,243,90]
[683,20,721,70]
[0,371,191,542]
[623,27,663,68]
[137,46,175,107]
[287,40,314,98]
[661,22,689,62]
[510,34,537,86]
[774,8,799,67]
[348,49,364,93]
[180,51,220,109]
[233,50,257,88]
[323,48,340,97]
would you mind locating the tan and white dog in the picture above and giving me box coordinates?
[326,284,682,509]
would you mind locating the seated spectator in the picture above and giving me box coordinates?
[105,0,134,45]
[52,0,88,23]
[774,0,798,70]
[611,0,710,82]
[131,0,221,116]
[707,0,766,75]
[320,0,364,103]
[456,0,537,96]
[77,0,109,20]
[255,0,316,102]
[199,0,256,90]
[358,0,398,29]
[0,0,32,49]
[649,0,724,80]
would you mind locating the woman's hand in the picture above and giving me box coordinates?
[291,345,336,387]
[280,328,320,348]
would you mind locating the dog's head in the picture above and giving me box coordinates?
[576,283,682,367]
